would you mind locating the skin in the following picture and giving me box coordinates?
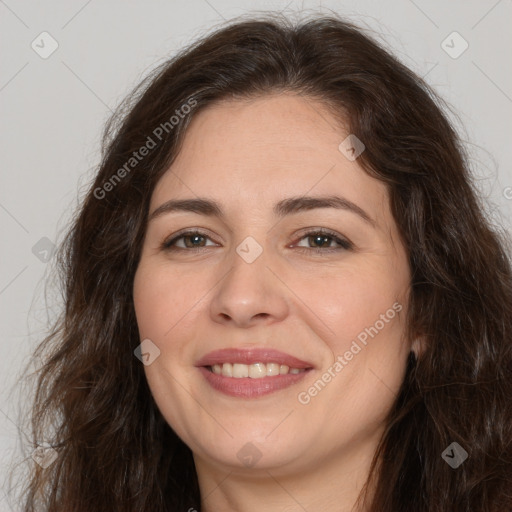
[133,92,416,512]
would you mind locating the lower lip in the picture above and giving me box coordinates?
[198,366,311,398]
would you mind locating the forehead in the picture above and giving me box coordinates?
[151,93,390,227]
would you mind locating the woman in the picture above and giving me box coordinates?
[19,12,512,512]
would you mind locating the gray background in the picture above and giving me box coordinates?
[1,0,511,508]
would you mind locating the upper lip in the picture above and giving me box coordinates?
[196,348,314,369]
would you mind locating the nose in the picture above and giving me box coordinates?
[209,246,289,328]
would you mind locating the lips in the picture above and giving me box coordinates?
[195,348,314,369]
[196,348,314,398]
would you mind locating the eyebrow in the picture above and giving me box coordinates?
[148,195,376,228]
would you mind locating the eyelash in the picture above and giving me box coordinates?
[161,228,353,254]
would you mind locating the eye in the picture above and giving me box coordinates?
[293,229,353,253]
[162,230,218,250]
[161,228,353,253]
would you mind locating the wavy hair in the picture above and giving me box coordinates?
[16,11,512,512]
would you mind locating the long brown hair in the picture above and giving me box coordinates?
[15,12,512,511]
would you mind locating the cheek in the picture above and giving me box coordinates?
[133,261,200,339]
[292,262,408,350]
[305,275,408,437]
[133,263,205,434]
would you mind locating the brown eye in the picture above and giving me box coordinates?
[307,234,334,248]
[295,230,353,252]
[162,231,217,250]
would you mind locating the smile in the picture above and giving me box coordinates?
[209,362,306,378]
[196,348,314,398]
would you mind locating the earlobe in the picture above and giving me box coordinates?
[410,337,425,358]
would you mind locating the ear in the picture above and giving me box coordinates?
[410,336,426,359]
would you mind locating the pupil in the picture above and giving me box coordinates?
[187,234,204,247]
[311,235,329,247]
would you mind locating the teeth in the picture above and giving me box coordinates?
[248,363,266,378]
[233,363,249,378]
[210,362,306,378]
[267,363,280,376]
[221,363,232,377]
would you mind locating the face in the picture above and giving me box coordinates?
[133,93,412,478]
